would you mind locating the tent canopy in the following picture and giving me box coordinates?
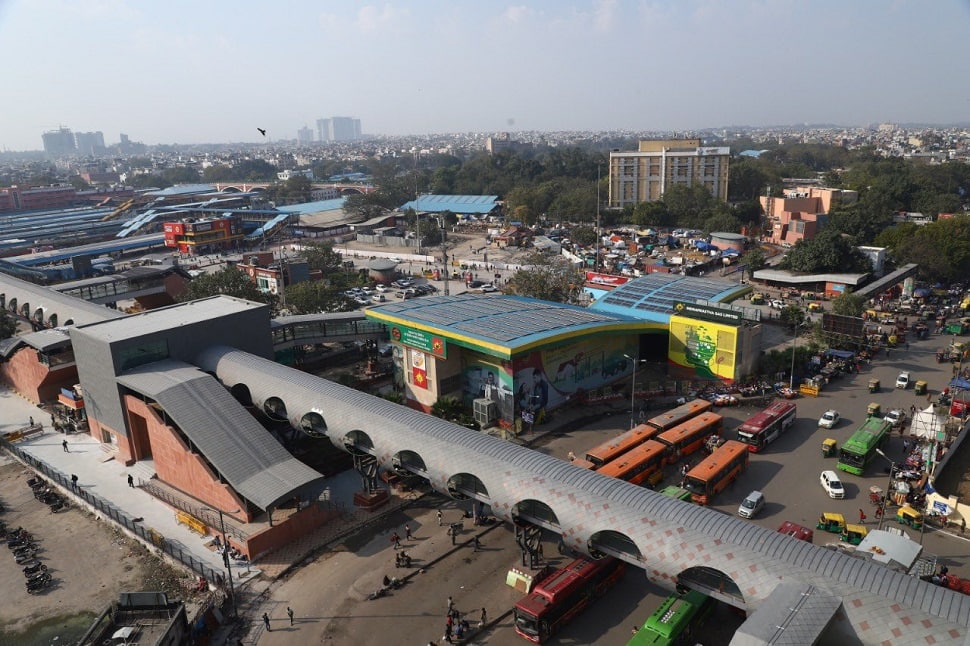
[826,349,856,360]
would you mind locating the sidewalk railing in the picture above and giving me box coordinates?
[0,439,221,584]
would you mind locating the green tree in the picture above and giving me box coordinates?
[831,292,865,317]
[430,396,479,429]
[506,253,585,303]
[778,230,872,274]
[69,176,91,191]
[741,247,767,274]
[160,167,201,185]
[892,217,970,282]
[568,225,597,247]
[631,201,672,228]
[177,267,273,305]
[298,240,345,273]
[283,280,356,314]
[0,307,17,340]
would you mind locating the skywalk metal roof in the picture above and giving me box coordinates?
[116,360,324,510]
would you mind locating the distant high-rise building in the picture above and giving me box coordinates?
[316,118,331,143]
[315,116,361,142]
[74,131,106,156]
[42,127,76,157]
[608,139,730,208]
[297,126,314,144]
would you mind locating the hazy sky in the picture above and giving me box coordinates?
[2,0,969,151]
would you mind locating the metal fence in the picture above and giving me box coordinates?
[1,439,220,583]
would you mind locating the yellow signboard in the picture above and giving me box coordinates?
[668,315,738,380]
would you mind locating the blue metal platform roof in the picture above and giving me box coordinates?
[278,198,348,214]
[400,195,499,214]
[590,274,748,323]
[366,294,645,358]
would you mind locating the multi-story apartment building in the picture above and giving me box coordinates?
[608,139,730,208]
[760,187,858,245]
[42,127,76,157]
[74,131,106,156]
[316,116,361,142]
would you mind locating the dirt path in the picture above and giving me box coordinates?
[0,459,205,643]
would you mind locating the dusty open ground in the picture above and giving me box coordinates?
[0,459,205,644]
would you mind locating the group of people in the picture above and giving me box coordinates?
[440,599,486,643]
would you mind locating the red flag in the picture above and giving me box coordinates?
[413,367,428,389]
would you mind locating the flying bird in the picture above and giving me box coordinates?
[257,127,266,137]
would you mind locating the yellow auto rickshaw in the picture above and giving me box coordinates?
[868,378,880,393]
[915,380,928,396]
[841,523,869,545]
[816,512,846,534]
[808,302,823,313]
[896,505,924,529]
[867,402,881,418]
[750,292,765,305]
[822,438,837,457]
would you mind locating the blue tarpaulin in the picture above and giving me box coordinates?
[949,378,970,390]
[825,349,855,360]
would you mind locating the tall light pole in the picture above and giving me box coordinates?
[624,353,646,429]
[789,310,799,390]
[203,507,240,619]
[874,448,894,531]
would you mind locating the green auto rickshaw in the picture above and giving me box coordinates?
[868,378,880,393]
[822,438,837,457]
[817,512,846,534]
[867,402,882,418]
[841,523,869,546]
[915,380,928,396]
[896,505,923,529]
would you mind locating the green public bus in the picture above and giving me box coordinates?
[627,589,712,645]
[837,417,891,476]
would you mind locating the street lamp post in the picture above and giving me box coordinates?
[789,314,798,390]
[624,353,646,429]
[874,448,894,531]
[203,507,240,619]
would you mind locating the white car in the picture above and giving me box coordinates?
[818,410,840,429]
[738,490,765,519]
[896,372,911,389]
[769,299,784,310]
[480,283,497,293]
[820,470,845,499]
[885,409,906,428]
[375,284,389,293]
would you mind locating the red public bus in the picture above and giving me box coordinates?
[595,439,666,487]
[655,412,724,465]
[683,440,749,505]
[513,556,626,643]
[584,424,661,468]
[645,398,714,433]
[735,400,797,453]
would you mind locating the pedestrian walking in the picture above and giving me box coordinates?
[567,450,576,461]
[447,596,454,614]
[405,524,413,541]
[903,439,910,453]
[391,532,401,549]
[450,526,456,546]
[481,607,487,626]
[62,439,69,452]
[127,474,135,488]
[859,508,867,524]
[444,623,453,643]
[29,416,33,426]
[262,612,271,631]
[71,473,78,490]
[437,509,443,526]
[473,535,480,551]
[287,606,294,625]
[446,614,453,629]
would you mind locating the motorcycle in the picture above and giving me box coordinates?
[25,573,51,593]
[23,561,47,576]
[12,542,38,555]
[35,490,58,503]
[8,534,33,548]
[26,477,45,489]
[15,550,38,564]
[47,499,67,513]
[367,586,387,601]
[25,568,50,583]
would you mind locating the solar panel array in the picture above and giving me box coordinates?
[379,295,625,343]
[598,274,731,314]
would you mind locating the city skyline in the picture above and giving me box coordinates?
[1,0,969,152]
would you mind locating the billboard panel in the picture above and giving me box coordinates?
[668,315,738,381]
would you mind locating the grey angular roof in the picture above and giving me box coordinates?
[116,359,323,510]
[730,582,840,645]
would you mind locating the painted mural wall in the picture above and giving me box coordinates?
[668,315,738,381]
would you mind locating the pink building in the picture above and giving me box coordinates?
[759,187,857,246]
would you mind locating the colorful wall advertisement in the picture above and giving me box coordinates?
[511,336,633,416]
[462,360,514,421]
[668,315,738,381]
